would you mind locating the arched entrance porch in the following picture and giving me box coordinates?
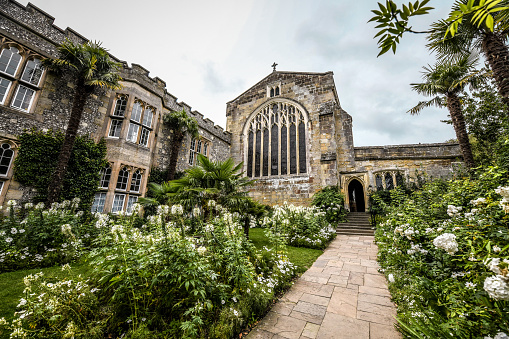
[348,179,365,212]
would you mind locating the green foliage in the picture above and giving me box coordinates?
[260,203,336,250]
[163,109,199,139]
[13,129,107,210]
[311,186,347,224]
[461,76,509,166]
[42,39,122,90]
[375,166,509,337]
[369,0,434,56]
[0,200,97,272]
[369,0,508,56]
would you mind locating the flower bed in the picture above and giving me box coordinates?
[374,167,509,338]
[260,202,337,250]
[0,203,297,338]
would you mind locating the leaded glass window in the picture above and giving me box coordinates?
[0,47,22,76]
[11,85,35,111]
[99,164,112,188]
[20,59,43,86]
[188,138,210,166]
[112,193,126,213]
[116,167,129,190]
[0,143,14,176]
[125,100,154,147]
[375,174,383,191]
[91,192,106,213]
[113,95,128,117]
[385,173,394,190]
[130,170,142,192]
[126,196,138,214]
[0,77,11,104]
[245,100,307,178]
[109,119,123,138]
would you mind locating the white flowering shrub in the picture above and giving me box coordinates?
[0,265,104,338]
[374,166,509,338]
[311,186,347,223]
[260,202,336,250]
[0,198,95,271]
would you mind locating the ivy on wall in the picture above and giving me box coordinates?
[13,129,107,210]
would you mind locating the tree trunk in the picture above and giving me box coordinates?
[447,93,475,169]
[166,130,184,181]
[46,79,93,205]
[481,31,509,114]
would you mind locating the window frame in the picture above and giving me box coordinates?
[188,137,210,166]
[91,192,107,213]
[0,42,45,113]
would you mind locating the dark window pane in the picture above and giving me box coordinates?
[376,175,383,191]
[270,88,274,97]
[275,87,280,95]
[281,126,287,175]
[263,128,269,176]
[396,172,404,186]
[290,124,297,174]
[385,173,394,190]
[299,121,306,173]
[271,124,278,175]
[247,131,253,177]
[255,130,261,177]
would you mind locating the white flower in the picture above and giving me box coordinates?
[6,200,17,207]
[192,207,201,217]
[470,198,487,206]
[61,224,72,235]
[171,204,183,216]
[18,229,25,234]
[5,237,13,243]
[493,245,502,253]
[388,273,395,283]
[465,282,476,289]
[484,275,509,300]
[221,300,225,305]
[494,332,509,339]
[232,296,237,303]
[17,298,27,307]
[447,205,462,217]
[433,233,458,255]
[11,228,17,234]
[485,258,509,275]
[197,246,206,255]
[35,202,45,209]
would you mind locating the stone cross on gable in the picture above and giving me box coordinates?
[272,62,278,72]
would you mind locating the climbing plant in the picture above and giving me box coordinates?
[13,129,107,210]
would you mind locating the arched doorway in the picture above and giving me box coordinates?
[348,179,365,212]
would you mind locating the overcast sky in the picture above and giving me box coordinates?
[19,0,456,146]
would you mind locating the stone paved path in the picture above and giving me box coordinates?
[246,235,400,339]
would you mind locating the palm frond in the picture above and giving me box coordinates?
[407,97,444,115]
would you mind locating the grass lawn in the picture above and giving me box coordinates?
[248,227,324,274]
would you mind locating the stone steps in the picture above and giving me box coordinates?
[336,212,374,236]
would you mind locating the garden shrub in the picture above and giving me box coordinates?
[260,202,336,250]
[374,166,509,338]
[13,129,107,211]
[0,199,95,272]
[311,186,347,223]
[1,203,297,338]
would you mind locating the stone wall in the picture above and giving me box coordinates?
[226,71,342,206]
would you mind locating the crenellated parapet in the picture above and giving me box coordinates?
[354,143,462,161]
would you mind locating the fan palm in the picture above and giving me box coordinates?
[43,39,122,205]
[408,55,487,169]
[427,0,509,112]
[163,109,199,181]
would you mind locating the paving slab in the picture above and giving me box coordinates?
[246,234,401,339]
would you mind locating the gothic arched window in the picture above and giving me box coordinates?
[245,100,307,178]
[0,143,14,176]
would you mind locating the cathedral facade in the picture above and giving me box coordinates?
[0,1,462,213]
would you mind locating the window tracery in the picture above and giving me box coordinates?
[374,171,404,191]
[189,138,210,166]
[0,40,45,112]
[245,100,307,178]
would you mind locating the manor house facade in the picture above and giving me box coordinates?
[0,1,462,213]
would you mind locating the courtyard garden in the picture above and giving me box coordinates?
[0,154,345,339]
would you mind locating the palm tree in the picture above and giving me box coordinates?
[408,55,487,169]
[43,40,122,205]
[163,109,199,181]
[427,0,509,112]
[169,154,254,212]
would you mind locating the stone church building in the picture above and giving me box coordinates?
[0,1,462,213]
